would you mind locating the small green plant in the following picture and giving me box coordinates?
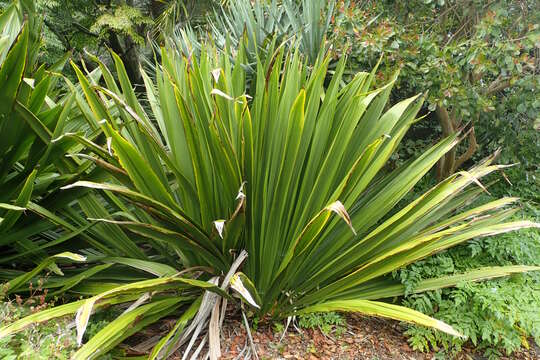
[0,301,77,359]
[0,300,124,360]
[82,307,122,343]
[272,321,284,334]
[298,312,346,336]
[404,274,540,358]
[0,335,17,360]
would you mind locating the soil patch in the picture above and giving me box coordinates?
[123,311,539,359]
[216,314,539,360]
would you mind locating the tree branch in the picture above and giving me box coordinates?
[436,104,455,136]
[72,22,99,38]
[453,127,478,171]
[436,104,457,180]
[485,77,512,96]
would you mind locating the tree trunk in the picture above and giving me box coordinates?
[436,104,456,180]
[107,32,143,86]
[435,104,478,180]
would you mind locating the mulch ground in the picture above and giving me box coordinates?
[127,310,539,359]
[216,314,539,360]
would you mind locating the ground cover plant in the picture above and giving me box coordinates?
[0,0,539,358]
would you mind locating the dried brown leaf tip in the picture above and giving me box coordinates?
[326,201,356,236]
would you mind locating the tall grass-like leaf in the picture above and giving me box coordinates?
[0,20,27,116]
[5,252,86,294]
[297,299,463,337]
[0,170,36,233]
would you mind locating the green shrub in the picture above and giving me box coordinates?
[330,0,538,178]
[327,4,540,355]
[298,312,346,335]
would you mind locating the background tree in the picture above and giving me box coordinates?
[331,0,539,178]
[0,0,215,84]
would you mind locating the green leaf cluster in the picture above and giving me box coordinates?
[91,4,152,46]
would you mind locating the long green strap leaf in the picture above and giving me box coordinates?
[296,299,463,337]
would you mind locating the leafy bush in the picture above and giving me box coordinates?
[330,0,539,178]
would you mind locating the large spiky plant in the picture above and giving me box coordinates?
[177,0,334,64]
[1,38,538,359]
